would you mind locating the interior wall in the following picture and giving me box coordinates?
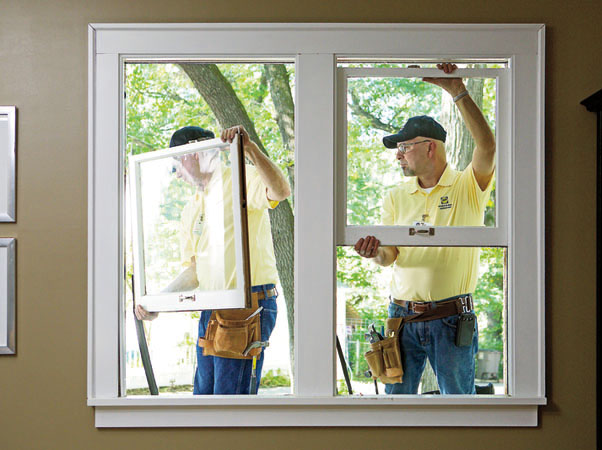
[0,0,599,448]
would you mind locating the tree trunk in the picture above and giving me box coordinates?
[263,64,296,370]
[178,63,296,376]
[441,74,485,171]
[263,65,295,197]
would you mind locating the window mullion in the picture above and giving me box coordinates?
[295,53,336,396]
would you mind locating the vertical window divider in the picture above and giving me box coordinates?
[295,53,336,396]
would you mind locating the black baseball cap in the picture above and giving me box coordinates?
[382,116,447,149]
[169,126,215,148]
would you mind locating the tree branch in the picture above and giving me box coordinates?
[129,136,155,150]
[348,88,398,134]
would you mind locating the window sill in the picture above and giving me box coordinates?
[89,395,546,407]
[91,396,545,427]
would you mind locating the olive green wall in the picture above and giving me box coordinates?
[0,0,599,448]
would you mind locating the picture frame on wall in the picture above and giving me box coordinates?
[0,238,16,354]
[0,106,16,222]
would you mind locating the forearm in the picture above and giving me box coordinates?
[162,264,199,292]
[454,91,496,155]
[425,64,495,177]
[372,246,398,267]
[245,142,291,201]
[440,84,496,191]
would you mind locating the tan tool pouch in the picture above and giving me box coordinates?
[364,317,404,384]
[198,308,262,360]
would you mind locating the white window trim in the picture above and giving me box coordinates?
[88,23,545,427]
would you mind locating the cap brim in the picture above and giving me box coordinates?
[383,133,403,149]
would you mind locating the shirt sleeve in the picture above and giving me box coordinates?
[246,165,279,210]
[458,162,495,213]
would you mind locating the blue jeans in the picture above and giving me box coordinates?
[385,301,478,395]
[193,284,278,395]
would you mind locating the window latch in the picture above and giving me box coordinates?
[179,294,196,302]
[409,226,435,236]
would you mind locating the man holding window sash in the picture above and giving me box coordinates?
[355,63,496,394]
[136,125,290,395]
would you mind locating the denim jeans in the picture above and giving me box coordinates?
[193,284,278,395]
[385,301,478,395]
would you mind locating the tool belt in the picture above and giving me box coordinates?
[198,288,275,360]
[364,294,474,384]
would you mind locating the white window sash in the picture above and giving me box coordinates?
[88,23,546,427]
[335,67,511,246]
[129,137,250,312]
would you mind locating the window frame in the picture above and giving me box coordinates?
[88,23,546,427]
[336,67,510,246]
[129,136,253,312]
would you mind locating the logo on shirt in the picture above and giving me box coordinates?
[438,196,452,210]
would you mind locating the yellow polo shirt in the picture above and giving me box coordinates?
[179,164,279,290]
[382,162,494,301]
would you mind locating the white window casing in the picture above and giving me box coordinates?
[88,23,546,427]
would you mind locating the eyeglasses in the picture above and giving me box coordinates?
[396,140,431,155]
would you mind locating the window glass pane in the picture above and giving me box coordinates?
[136,146,236,295]
[124,62,295,396]
[346,74,497,228]
[335,246,507,396]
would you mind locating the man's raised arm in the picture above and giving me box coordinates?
[221,125,291,201]
[423,63,496,190]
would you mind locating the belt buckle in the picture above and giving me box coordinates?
[412,301,429,312]
[459,295,471,313]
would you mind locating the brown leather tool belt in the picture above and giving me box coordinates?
[198,286,277,360]
[365,294,475,384]
[392,293,473,322]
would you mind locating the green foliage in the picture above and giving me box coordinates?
[126,64,218,158]
[346,77,443,225]
[337,378,350,396]
[474,248,505,353]
[125,63,293,174]
[260,369,291,388]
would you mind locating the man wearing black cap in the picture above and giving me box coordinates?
[355,63,496,394]
[136,124,290,395]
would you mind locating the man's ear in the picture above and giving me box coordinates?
[427,141,436,159]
